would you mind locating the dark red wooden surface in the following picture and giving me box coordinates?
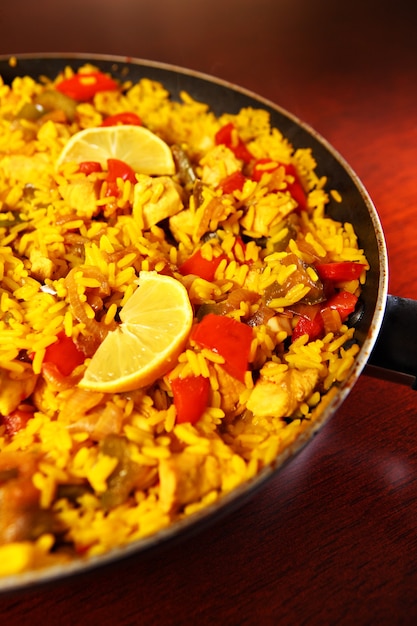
[1,1,417,624]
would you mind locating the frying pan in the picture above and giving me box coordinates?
[0,53,414,592]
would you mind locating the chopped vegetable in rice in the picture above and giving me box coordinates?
[0,64,368,576]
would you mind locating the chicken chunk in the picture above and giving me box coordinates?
[246,367,319,419]
[168,207,196,242]
[0,154,49,185]
[29,248,55,281]
[0,366,38,417]
[199,145,241,188]
[169,195,231,243]
[0,452,53,543]
[58,179,99,218]
[133,175,183,229]
[214,364,247,416]
[240,193,296,237]
[158,452,221,513]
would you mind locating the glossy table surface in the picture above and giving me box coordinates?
[1,1,417,624]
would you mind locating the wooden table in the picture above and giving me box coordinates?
[1,1,417,623]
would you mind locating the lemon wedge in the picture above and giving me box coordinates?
[56,125,175,175]
[79,271,193,393]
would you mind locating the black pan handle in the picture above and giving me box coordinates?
[365,294,417,387]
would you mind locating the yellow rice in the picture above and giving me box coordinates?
[0,63,368,577]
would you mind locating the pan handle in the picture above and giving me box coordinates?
[365,294,417,387]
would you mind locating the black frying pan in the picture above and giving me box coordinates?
[0,53,413,592]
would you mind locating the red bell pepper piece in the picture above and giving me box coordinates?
[2,408,34,437]
[251,158,307,210]
[219,171,246,194]
[284,163,307,211]
[107,158,137,184]
[291,312,324,342]
[43,331,85,376]
[105,158,137,197]
[325,290,358,321]
[215,122,253,164]
[292,290,358,342]
[315,262,366,282]
[179,249,227,282]
[171,375,210,424]
[251,158,279,182]
[101,112,142,127]
[191,313,253,382]
[56,72,118,101]
[79,161,103,175]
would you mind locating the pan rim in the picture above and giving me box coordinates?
[0,52,389,592]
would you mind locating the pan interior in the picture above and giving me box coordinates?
[0,54,387,592]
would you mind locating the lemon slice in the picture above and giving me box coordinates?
[56,125,175,175]
[79,271,193,393]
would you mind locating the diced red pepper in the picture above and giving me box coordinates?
[76,544,93,556]
[315,262,366,282]
[105,158,137,197]
[106,158,137,184]
[2,408,34,437]
[292,312,324,342]
[43,331,85,376]
[101,112,142,127]
[251,158,307,210]
[79,161,103,175]
[191,313,253,382]
[56,72,118,101]
[171,375,210,424]
[251,158,279,182]
[219,171,246,194]
[326,290,358,321]
[292,290,358,342]
[282,163,307,211]
[215,122,253,164]
[179,249,227,282]
[106,159,136,184]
